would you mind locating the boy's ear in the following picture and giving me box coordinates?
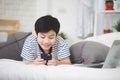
[56,34,58,36]
[56,34,59,38]
[32,30,37,36]
[35,32,38,36]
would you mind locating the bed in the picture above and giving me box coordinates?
[0,32,120,80]
[0,59,120,80]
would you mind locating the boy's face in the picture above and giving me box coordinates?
[37,30,57,52]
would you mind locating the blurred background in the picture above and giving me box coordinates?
[0,0,120,46]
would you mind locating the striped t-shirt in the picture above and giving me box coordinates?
[21,34,70,61]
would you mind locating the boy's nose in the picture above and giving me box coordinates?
[44,38,50,43]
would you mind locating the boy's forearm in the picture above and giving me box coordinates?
[55,57,71,65]
[23,57,71,65]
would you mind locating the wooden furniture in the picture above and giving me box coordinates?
[0,19,19,34]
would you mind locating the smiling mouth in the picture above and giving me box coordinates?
[43,45,50,48]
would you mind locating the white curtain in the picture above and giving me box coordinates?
[76,0,94,38]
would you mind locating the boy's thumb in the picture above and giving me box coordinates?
[51,53,55,60]
[37,56,41,59]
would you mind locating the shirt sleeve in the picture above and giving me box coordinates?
[53,36,70,60]
[20,35,39,61]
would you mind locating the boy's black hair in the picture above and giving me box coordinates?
[35,15,60,35]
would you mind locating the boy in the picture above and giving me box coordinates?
[21,15,71,66]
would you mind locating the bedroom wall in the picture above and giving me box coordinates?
[0,0,37,32]
[0,0,82,46]
[1,0,120,46]
[36,0,82,46]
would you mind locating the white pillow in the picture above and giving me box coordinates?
[0,32,8,43]
[85,32,120,47]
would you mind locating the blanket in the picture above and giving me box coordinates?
[0,59,120,80]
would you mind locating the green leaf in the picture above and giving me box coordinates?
[113,19,120,32]
[59,32,67,40]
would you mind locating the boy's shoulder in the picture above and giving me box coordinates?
[56,36,65,41]
[55,36,67,44]
[25,34,37,42]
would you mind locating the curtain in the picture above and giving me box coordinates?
[76,0,94,38]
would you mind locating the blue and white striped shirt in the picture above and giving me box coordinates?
[21,34,70,61]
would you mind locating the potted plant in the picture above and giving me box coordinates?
[113,19,120,32]
[105,0,114,10]
[59,32,67,40]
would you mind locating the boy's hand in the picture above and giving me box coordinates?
[33,56,46,65]
[47,54,58,66]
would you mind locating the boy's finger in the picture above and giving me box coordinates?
[37,56,41,59]
[37,56,44,61]
[51,54,55,60]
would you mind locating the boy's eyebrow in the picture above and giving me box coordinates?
[50,34,55,36]
[40,33,56,36]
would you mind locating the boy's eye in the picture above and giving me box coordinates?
[49,36,55,39]
[49,37,54,39]
[41,36,45,38]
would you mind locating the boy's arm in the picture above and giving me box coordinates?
[24,56,46,65]
[47,54,71,66]
[55,57,71,65]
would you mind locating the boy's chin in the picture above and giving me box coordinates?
[42,47,51,50]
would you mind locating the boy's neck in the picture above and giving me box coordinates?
[39,45,52,54]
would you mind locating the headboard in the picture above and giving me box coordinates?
[0,19,19,34]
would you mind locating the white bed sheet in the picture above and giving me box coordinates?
[0,59,120,80]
